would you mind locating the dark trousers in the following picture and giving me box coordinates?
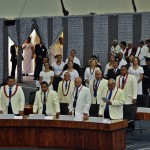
[34,63,43,79]
[11,60,17,77]
[53,77,62,91]
[104,109,110,119]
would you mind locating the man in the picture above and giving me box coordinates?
[63,55,80,72]
[65,50,81,67]
[0,76,25,115]
[98,79,125,119]
[135,40,149,66]
[117,52,127,69]
[34,40,47,80]
[143,55,150,95]
[49,37,63,65]
[107,60,120,80]
[68,77,91,119]
[116,65,137,104]
[33,81,60,118]
[120,41,127,61]
[110,39,121,56]
[89,70,108,104]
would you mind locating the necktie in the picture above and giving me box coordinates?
[94,80,99,97]
[73,88,78,116]
[65,81,68,90]
[8,87,13,114]
[42,92,46,115]
[105,90,112,111]
[122,77,125,89]
[138,48,141,57]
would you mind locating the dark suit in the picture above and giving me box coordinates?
[107,68,120,80]
[125,47,137,62]
[34,44,47,79]
[143,65,150,95]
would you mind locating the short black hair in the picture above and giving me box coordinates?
[121,65,129,70]
[7,76,15,81]
[91,55,97,59]
[43,56,49,61]
[120,41,127,47]
[41,81,48,86]
[71,49,76,54]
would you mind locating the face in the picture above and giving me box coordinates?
[64,73,71,81]
[120,44,125,49]
[44,63,49,69]
[74,79,81,87]
[113,61,119,68]
[59,37,63,45]
[7,79,15,87]
[129,55,134,62]
[95,71,102,80]
[139,43,143,48]
[108,81,115,91]
[70,50,76,58]
[41,84,48,92]
[109,55,115,62]
[117,53,123,60]
[68,62,73,68]
[133,58,139,65]
[128,43,133,49]
[43,58,49,64]
[90,60,96,67]
[112,41,117,47]
[146,60,150,65]
[68,55,73,61]
[121,67,128,76]
[147,42,150,48]
[57,55,62,61]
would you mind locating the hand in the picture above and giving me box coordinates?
[83,113,88,121]
[56,112,60,119]
[132,99,136,105]
[98,114,103,117]
[68,111,72,115]
[106,100,112,105]
[19,111,24,116]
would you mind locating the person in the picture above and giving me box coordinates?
[52,55,65,91]
[98,79,125,119]
[129,57,144,94]
[63,55,80,72]
[110,39,121,56]
[107,60,120,80]
[135,40,149,66]
[39,63,54,90]
[62,61,79,81]
[104,54,116,78]
[33,81,60,118]
[89,70,108,104]
[127,54,135,67]
[49,37,63,65]
[42,57,50,70]
[57,72,74,104]
[68,77,91,120]
[22,37,34,76]
[90,55,102,71]
[120,41,127,61]
[0,76,25,115]
[34,39,47,80]
[125,41,137,61]
[116,65,137,104]
[84,58,101,86]
[116,52,127,69]
[65,49,80,67]
[142,55,150,95]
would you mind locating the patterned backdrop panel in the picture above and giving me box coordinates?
[118,15,133,43]
[141,13,150,40]
[0,20,3,83]
[93,15,108,68]
[36,17,48,49]
[68,17,84,66]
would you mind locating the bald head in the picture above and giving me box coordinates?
[95,69,102,80]
[75,77,82,87]
[108,78,116,90]
[64,72,71,81]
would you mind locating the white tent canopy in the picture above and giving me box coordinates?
[0,0,150,19]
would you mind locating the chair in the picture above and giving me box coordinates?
[29,91,36,104]
[60,103,69,115]
[123,105,137,131]
[89,104,99,117]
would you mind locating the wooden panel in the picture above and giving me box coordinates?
[136,112,150,120]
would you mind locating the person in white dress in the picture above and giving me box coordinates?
[62,60,79,81]
[52,54,65,91]
[104,54,116,78]
[22,37,34,76]
[84,58,101,86]
[128,57,144,94]
[39,63,54,90]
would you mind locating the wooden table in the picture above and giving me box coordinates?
[136,107,150,120]
[0,117,128,150]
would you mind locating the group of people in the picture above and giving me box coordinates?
[6,37,150,120]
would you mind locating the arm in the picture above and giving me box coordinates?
[33,92,39,114]
[84,68,89,84]
[19,87,25,114]
[57,82,62,101]
[0,88,3,113]
[39,76,43,85]
[138,73,143,84]
[131,75,138,100]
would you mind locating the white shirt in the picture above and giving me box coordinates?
[40,70,54,84]
[111,45,121,56]
[52,62,65,76]
[118,59,127,69]
[120,49,127,61]
[65,56,80,66]
[104,63,113,76]
[62,70,79,81]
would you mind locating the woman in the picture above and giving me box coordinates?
[104,54,116,78]
[52,55,65,91]
[84,58,101,86]
[22,37,34,76]
[129,57,144,94]
[39,63,54,90]
[62,60,79,81]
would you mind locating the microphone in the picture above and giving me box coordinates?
[60,0,69,16]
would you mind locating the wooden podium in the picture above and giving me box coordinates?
[0,117,127,150]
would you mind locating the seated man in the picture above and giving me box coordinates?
[98,78,125,119]
[0,76,25,115]
[68,77,91,120]
[33,81,60,118]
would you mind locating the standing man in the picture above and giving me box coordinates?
[98,79,125,119]
[33,81,60,118]
[0,76,25,115]
[34,40,47,80]
[110,39,121,56]
[117,52,127,69]
[68,77,91,119]
[116,65,137,104]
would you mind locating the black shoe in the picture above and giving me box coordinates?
[26,74,28,76]
[22,74,25,76]
[33,78,37,80]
